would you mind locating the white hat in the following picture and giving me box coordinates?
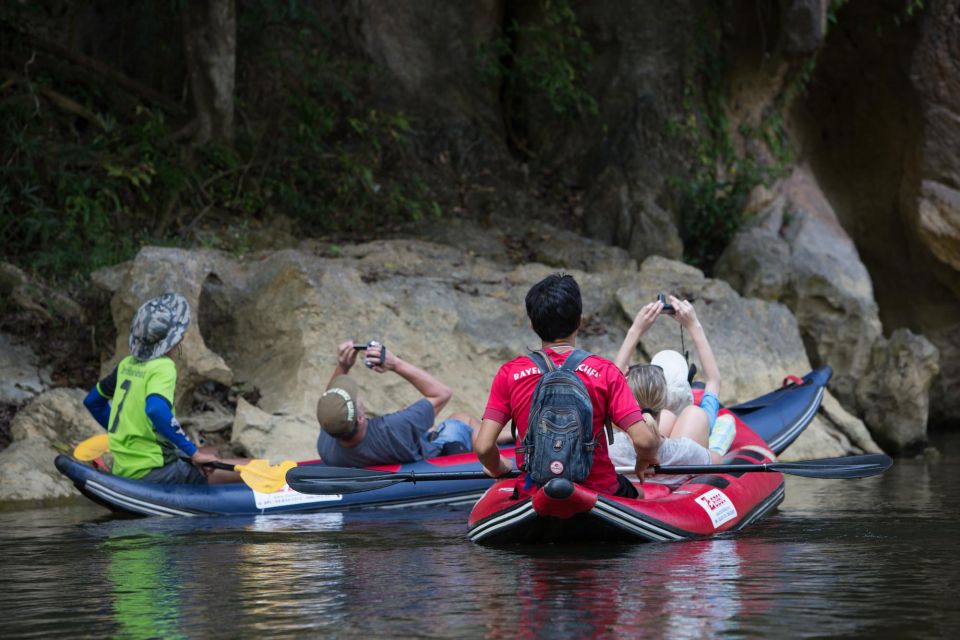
[651,350,693,414]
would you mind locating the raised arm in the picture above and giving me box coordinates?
[365,343,452,416]
[613,301,663,373]
[670,296,720,397]
[327,340,360,388]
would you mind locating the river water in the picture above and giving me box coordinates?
[2,433,959,639]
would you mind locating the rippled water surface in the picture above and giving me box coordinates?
[2,433,959,639]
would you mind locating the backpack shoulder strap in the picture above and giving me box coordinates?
[527,350,554,373]
[559,348,590,373]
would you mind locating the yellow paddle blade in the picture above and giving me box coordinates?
[236,459,297,493]
[74,434,110,461]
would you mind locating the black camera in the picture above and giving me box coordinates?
[657,293,675,315]
[354,340,384,368]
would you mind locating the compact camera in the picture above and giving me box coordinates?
[354,340,384,368]
[656,293,675,315]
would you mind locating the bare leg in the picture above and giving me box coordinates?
[656,409,679,438]
[670,405,710,449]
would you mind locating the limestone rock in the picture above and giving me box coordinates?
[584,167,683,262]
[0,333,53,405]
[779,389,881,461]
[715,167,884,409]
[778,415,848,461]
[819,390,882,454]
[1,262,86,325]
[231,398,319,463]
[0,439,79,501]
[909,1,960,292]
[927,323,960,426]
[9,388,101,447]
[855,329,940,453]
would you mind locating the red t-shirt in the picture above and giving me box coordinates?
[483,348,644,495]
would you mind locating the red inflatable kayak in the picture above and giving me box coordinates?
[468,405,786,545]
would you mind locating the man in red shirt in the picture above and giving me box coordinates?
[475,273,660,497]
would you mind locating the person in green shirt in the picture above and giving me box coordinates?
[83,292,242,483]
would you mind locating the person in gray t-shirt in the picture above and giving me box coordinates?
[315,340,478,467]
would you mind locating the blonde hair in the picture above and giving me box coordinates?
[626,364,667,414]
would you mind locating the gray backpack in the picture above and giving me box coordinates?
[518,349,597,484]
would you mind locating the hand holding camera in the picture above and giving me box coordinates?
[657,295,700,331]
[656,293,675,315]
[355,340,388,370]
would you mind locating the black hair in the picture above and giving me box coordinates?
[525,273,582,341]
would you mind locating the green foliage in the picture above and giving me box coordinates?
[0,1,442,279]
[478,0,598,136]
[0,99,151,276]
[232,3,441,231]
[667,26,789,272]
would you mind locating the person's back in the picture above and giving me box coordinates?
[488,347,638,494]
[316,396,438,467]
[315,344,476,467]
[106,354,181,478]
[474,273,659,497]
[83,292,233,484]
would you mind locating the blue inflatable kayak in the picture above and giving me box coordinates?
[54,367,831,517]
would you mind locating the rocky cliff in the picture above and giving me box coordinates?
[1,0,957,502]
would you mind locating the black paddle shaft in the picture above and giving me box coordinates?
[285,454,893,494]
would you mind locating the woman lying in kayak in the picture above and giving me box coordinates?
[609,295,735,481]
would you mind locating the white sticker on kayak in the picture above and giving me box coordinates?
[253,485,343,510]
[695,488,738,529]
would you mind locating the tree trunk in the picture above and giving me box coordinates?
[181,0,236,145]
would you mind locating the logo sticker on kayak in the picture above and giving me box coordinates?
[253,485,343,510]
[695,488,738,528]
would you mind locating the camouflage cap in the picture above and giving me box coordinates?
[128,293,191,362]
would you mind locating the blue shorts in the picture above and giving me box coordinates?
[700,391,721,430]
[423,419,474,457]
[139,459,207,485]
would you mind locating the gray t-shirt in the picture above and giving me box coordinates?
[316,398,439,467]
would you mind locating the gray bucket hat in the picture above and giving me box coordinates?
[128,293,191,361]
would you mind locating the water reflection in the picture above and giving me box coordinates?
[2,434,959,638]
[237,513,348,636]
[477,537,771,640]
[104,536,186,640]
